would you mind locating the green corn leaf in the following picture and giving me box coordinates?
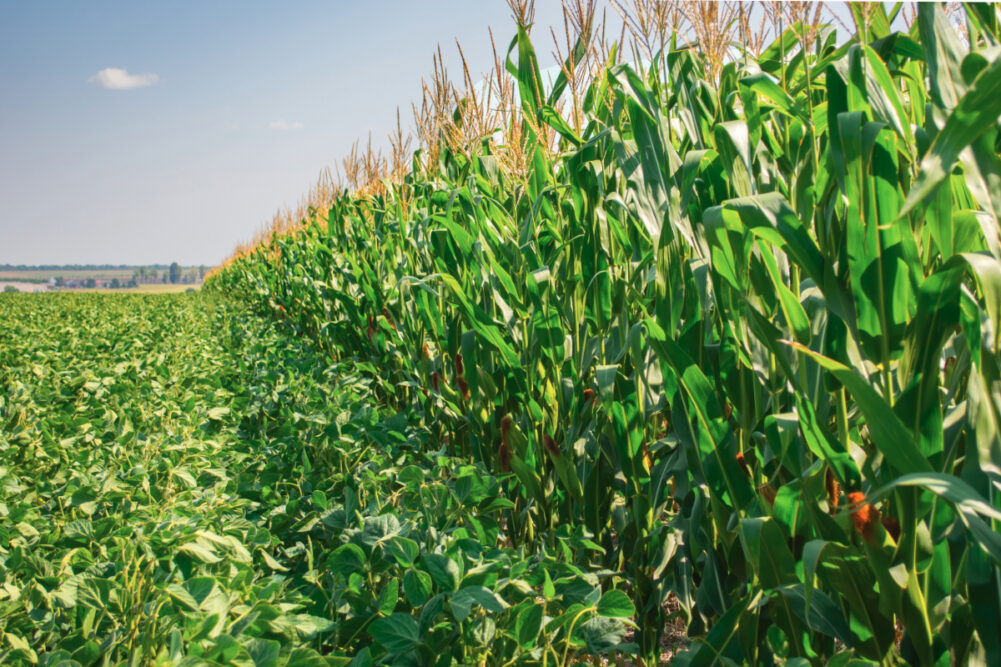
[902,56,1001,218]
[787,343,932,475]
[647,318,755,509]
[740,73,808,122]
[866,472,1001,563]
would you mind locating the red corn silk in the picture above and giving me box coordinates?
[848,492,880,544]
[758,484,776,507]
[497,442,512,472]
[881,516,900,542]
[736,451,751,477]
[500,415,512,444]
[543,433,560,459]
[825,467,841,510]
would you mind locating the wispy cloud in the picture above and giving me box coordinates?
[269,120,304,131]
[89,67,159,90]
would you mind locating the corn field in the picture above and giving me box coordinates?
[203,2,1001,664]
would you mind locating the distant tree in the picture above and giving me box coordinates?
[169,262,181,284]
[127,279,137,288]
[83,278,96,288]
[55,276,65,287]
[4,285,19,293]
[198,265,208,280]
[110,278,120,289]
[149,269,159,281]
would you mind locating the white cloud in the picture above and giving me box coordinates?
[269,120,304,131]
[89,67,159,90]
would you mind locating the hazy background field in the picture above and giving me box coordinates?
[0,268,137,283]
[0,267,202,293]
[0,280,48,293]
[104,282,196,293]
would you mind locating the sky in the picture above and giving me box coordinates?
[0,1,576,266]
[0,2,868,268]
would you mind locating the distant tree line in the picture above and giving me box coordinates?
[32,264,211,290]
[134,264,208,285]
[51,277,128,289]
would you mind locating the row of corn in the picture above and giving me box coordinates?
[208,4,1001,664]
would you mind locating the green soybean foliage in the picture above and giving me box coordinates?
[207,4,1001,665]
[1,293,635,665]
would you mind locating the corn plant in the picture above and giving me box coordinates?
[208,3,1001,664]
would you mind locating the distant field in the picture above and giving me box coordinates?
[0,269,137,282]
[1,282,197,294]
[0,281,48,293]
[1,269,203,293]
[95,283,197,294]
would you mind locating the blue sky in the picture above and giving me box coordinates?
[0,1,573,266]
[1,2,868,267]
